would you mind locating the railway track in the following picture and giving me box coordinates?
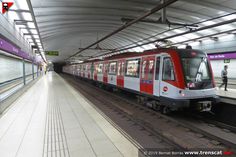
[62,74,236,155]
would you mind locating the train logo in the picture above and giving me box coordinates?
[1,2,14,14]
[163,86,168,92]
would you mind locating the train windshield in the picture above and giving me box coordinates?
[182,57,213,89]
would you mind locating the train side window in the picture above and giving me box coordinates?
[104,63,108,73]
[97,63,103,73]
[125,59,140,77]
[109,61,117,75]
[118,62,121,75]
[141,60,147,79]
[155,57,160,80]
[148,60,154,80]
[162,57,175,81]
[121,62,125,76]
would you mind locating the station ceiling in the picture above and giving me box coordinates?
[29,0,236,63]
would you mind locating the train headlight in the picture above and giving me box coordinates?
[179,90,185,97]
[187,82,195,88]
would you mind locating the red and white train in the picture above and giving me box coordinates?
[63,48,219,113]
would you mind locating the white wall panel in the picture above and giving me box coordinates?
[25,62,33,75]
[34,64,37,73]
[210,59,236,78]
[0,54,23,83]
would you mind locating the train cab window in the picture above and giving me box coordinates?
[148,60,154,80]
[97,63,103,73]
[162,57,175,81]
[109,62,117,75]
[155,57,160,80]
[125,59,140,77]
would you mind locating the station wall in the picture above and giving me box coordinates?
[187,34,236,79]
[210,59,236,79]
[0,50,41,103]
[190,34,236,54]
[0,54,23,83]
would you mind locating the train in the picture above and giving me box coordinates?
[63,48,220,114]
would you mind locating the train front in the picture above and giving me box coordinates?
[178,49,220,111]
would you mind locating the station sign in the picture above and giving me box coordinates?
[0,37,35,62]
[45,51,59,56]
[224,59,230,63]
[208,52,236,60]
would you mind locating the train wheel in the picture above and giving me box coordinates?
[161,106,171,115]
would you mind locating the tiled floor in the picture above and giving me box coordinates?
[0,72,138,157]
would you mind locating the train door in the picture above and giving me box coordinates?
[153,56,161,97]
[82,64,85,77]
[159,55,175,97]
[94,63,98,81]
[103,61,109,83]
[87,63,91,79]
[117,60,125,88]
[140,56,155,95]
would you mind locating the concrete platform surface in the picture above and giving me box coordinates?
[0,72,138,157]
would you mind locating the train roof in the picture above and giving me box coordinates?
[69,48,206,65]
[101,48,206,61]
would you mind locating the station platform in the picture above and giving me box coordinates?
[216,88,236,105]
[0,72,138,157]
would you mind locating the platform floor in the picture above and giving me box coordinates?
[0,72,138,157]
[217,88,236,99]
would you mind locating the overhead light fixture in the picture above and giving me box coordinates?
[27,39,33,42]
[33,34,39,38]
[27,22,36,28]
[21,29,29,34]
[22,12,33,21]
[17,0,30,10]
[222,14,236,20]
[201,21,216,26]
[30,29,38,34]
[35,39,40,43]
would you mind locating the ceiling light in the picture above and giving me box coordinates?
[173,29,185,34]
[27,39,33,42]
[170,36,187,42]
[215,25,234,30]
[31,29,38,34]
[201,21,216,26]
[16,0,30,10]
[183,34,200,39]
[22,12,33,21]
[222,14,236,20]
[21,29,29,34]
[33,35,39,38]
[35,39,40,43]
[27,22,36,28]
[8,12,20,22]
